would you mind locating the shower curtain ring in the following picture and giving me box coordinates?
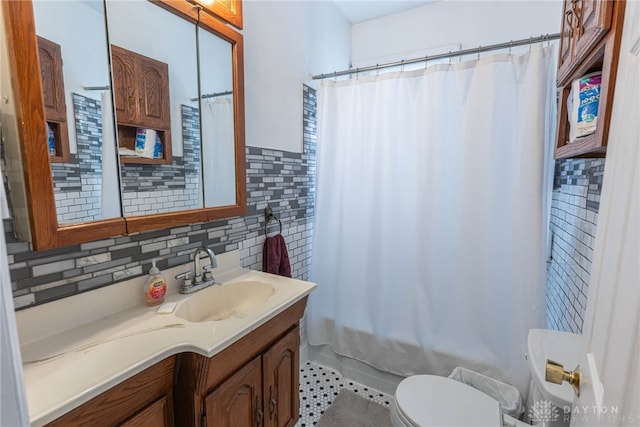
[529,36,533,52]
[376,65,380,76]
[477,46,481,61]
[509,40,513,55]
[448,52,452,65]
[356,67,360,79]
[424,55,428,69]
[400,59,405,72]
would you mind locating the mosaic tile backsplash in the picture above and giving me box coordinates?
[5,85,317,310]
[51,93,104,224]
[119,105,202,216]
[546,158,604,333]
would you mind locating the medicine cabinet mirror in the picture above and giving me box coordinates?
[2,0,246,249]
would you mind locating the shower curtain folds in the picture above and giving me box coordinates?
[307,46,557,396]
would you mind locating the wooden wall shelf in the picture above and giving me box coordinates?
[554,0,626,160]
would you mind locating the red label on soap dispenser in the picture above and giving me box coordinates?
[149,278,166,300]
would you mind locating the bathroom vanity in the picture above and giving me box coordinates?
[15,252,315,427]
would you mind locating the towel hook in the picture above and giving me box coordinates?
[264,206,282,236]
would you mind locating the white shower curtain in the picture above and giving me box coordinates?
[201,97,236,207]
[307,45,556,395]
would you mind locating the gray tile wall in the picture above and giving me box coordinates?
[5,85,318,310]
[120,105,202,215]
[52,93,103,223]
[546,158,604,333]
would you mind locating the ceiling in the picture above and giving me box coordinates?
[332,0,439,24]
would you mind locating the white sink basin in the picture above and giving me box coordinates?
[175,280,275,322]
[527,329,583,408]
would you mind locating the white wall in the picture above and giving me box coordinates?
[243,0,351,153]
[352,0,563,67]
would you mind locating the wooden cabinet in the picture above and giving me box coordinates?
[37,36,70,163]
[557,0,614,84]
[554,0,626,159]
[111,44,172,165]
[5,0,247,250]
[203,327,300,427]
[36,298,308,426]
[175,298,307,427]
[46,356,175,427]
[198,0,243,30]
[262,328,299,427]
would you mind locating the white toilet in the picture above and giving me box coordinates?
[390,374,530,427]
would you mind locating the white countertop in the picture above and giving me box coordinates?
[15,251,316,426]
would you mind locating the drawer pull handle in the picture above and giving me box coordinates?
[255,396,264,426]
[269,386,277,419]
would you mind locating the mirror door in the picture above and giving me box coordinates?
[33,0,122,225]
[2,0,246,249]
[198,21,237,208]
[105,0,203,217]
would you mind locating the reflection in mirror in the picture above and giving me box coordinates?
[198,23,237,207]
[33,0,122,225]
[106,0,203,216]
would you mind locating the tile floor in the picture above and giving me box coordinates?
[296,361,393,427]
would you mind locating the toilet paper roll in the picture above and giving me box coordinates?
[135,128,158,159]
[568,72,601,143]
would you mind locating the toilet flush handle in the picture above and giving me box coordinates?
[545,359,580,396]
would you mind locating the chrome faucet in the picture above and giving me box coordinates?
[176,246,218,294]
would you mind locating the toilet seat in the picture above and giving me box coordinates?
[393,375,502,427]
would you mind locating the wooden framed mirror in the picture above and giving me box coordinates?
[2,0,246,250]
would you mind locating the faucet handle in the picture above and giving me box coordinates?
[175,271,193,287]
[203,265,215,282]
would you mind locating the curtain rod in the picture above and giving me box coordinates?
[190,90,233,101]
[83,85,110,91]
[312,32,561,80]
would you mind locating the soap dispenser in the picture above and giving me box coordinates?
[144,259,167,307]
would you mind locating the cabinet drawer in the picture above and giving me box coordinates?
[46,356,175,427]
[120,395,170,427]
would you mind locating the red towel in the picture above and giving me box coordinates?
[262,234,292,277]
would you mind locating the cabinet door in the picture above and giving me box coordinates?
[558,0,574,81]
[558,0,614,84]
[111,45,139,125]
[573,0,613,60]
[120,395,170,427]
[262,327,300,427]
[37,36,66,122]
[138,55,170,130]
[205,355,263,427]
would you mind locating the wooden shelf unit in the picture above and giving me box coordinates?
[554,0,626,159]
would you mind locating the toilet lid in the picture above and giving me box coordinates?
[395,375,501,427]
